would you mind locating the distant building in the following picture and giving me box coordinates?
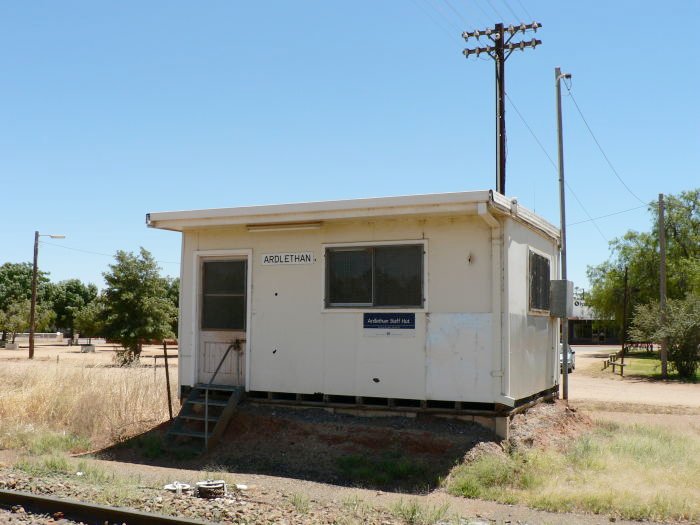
[568,297,618,344]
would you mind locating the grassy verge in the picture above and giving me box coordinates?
[445,421,700,521]
[0,362,175,453]
[622,351,699,382]
[390,499,449,525]
[13,455,147,506]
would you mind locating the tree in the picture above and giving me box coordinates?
[45,279,99,338]
[587,189,700,339]
[0,299,55,343]
[165,277,180,335]
[630,295,700,379]
[0,262,50,340]
[102,248,176,363]
[73,299,106,344]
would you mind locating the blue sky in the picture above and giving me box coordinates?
[1,1,698,291]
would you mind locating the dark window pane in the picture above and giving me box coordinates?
[327,249,372,304]
[202,296,246,330]
[203,261,246,294]
[529,251,550,311]
[374,246,422,307]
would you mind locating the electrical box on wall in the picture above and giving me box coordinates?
[549,280,573,318]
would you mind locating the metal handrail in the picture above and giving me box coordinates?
[204,338,243,449]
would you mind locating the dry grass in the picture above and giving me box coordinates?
[0,361,175,452]
[445,420,700,521]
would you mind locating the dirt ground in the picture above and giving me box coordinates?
[0,402,661,525]
[567,347,700,437]
[3,342,698,523]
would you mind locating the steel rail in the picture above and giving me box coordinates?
[0,489,212,525]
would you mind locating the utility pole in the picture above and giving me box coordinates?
[29,231,39,360]
[29,232,65,359]
[621,265,629,366]
[463,22,542,195]
[555,67,571,400]
[659,193,668,378]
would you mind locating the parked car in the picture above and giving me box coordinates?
[560,343,575,373]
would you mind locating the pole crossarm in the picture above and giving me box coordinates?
[461,21,542,196]
[462,22,541,42]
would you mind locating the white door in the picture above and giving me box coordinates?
[197,258,247,386]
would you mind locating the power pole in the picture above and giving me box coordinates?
[463,22,542,195]
[659,193,668,378]
[29,231,39,360]
[621,265,629,365]
[555,67,571,400]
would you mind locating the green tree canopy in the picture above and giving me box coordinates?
[44,279,99,336]
[73,299,106,344]
[0,299,55,343]
[0,262,50,312]
[630,296,700,378]
[586,189,700,335]
[0,262,51,340]
[102,248,176,363]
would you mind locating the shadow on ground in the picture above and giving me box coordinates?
[96,404,494,493]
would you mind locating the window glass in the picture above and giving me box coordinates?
[203,261,246,294]
[326,245,423,308]
[529,251,550,312]
[202,296,246,330]
[327,249,372,304]
[202,260,246,330]
[374,246,422,306]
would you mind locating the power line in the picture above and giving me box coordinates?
[500,0,520,20]
[504,92,609,242]
[469,0,498,23]
[564,84,648,206]
[410,0,465,45]
[39,240,180,265]
[514,0,533,20]
[568,205,648,226]
[423,0,464,34]
[484,0,505,20]
[441,0,470,25]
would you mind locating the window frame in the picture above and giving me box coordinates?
[322,239,427,311]
[528,247,552,316]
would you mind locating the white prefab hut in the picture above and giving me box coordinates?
[147,190,561,440]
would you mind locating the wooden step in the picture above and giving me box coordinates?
[195,383,244,392]
[169,429,213,440]
[179,414,220,423]
[185,397,229,407]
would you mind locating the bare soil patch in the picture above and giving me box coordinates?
[102,404,495,492]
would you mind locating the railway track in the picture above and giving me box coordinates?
[0,489,212,525]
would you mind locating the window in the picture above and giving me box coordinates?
[326,244,423,308]
[529,250,550,313]
[201,260,247,330]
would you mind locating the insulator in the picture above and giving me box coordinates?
[485,28,492,35]
[508,25,515,34]
[520,41,526,49]
[520,23,527,33]
[474,30,480,39]
[475,48,481,56]
[531,39,537,47]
